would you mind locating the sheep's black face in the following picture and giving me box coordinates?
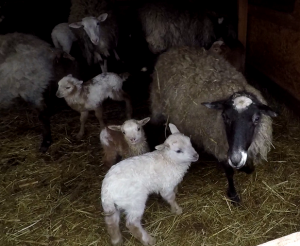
[202,92,277,169]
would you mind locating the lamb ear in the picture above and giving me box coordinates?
[98,13,108,22]
[108,125,122,132]
[169,123,180,134]
[75,80,83,85]
[138,117,150,126]
[69,22,82,28]
[66,74,73,77]
[155,144,165,150]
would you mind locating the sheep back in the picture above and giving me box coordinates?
[150,46,273,164]
[138,2,216,54]
[0,33,55,108]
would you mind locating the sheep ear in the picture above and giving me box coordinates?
[69,22,82,28]
[169,123,180,134]
[201,100,225,110]
[108,125,122,131]
[98,13,108,22]
[214,41,224,46]
[67,74,73,77]
[155,144,165,150]
[138,117,150,126]
[258,104,278,117]
[218,17,224,24]
[76,80,83,85]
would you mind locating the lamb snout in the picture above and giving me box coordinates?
[56,91,63,98]
[228,150,247,169]
[193,152,199,161]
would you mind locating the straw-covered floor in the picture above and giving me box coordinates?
[0,71,300,246]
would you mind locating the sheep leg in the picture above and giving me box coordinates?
[77,111,89,139]
[105,210,123,246]
[222,162,240,204]
[111,91,133,119]
[160,189,182,215]
[100,59,108,73]
[113,49,120,61]
[38,109,52,153]
[94,106,105,129]
[126,215,156,246]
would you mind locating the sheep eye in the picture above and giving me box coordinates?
[122,131,125,134]
[97,22,100,25]
[66,86,71,89]
[137,127,140,131]
[176,150,182,153]
[253,115,260,125]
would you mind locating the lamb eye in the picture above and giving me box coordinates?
[97,22,100,25]
[122,131,125,134]
[176,150,182,153]
[222,113,231,124]
[137,127,140,131]
[66,86,71,89]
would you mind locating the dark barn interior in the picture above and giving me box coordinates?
[0,0,300,245]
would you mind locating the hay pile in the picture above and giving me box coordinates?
[0,75,300,246]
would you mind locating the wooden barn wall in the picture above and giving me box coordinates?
[247,0,300,101]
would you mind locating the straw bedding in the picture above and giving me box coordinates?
[0,72,299,246]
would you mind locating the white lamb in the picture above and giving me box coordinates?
[51,23,77,54]
[100,117,150,168]
[101,123,199,245]
[56,73,132,139]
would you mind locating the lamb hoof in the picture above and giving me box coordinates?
[76,133,84,140]
[39,140,52,153]
[112,238,123,246]
[172,206,183,215]
[142,236,156,246]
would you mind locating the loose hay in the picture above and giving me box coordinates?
[0,75,300,246]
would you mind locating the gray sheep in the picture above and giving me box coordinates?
[0,32,78,152]
[150,47,277,204]
[68,0,119,72]
[137,1,216,54]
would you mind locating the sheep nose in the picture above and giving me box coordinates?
[230,152,242,166]
[131,138,136,142]
[91,38,99,44]
[193,153,199,160]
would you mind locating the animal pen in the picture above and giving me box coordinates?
[0,0,300,246]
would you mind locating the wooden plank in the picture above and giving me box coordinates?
[238,0,248,48]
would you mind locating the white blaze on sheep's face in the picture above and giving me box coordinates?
[233,96,253,112]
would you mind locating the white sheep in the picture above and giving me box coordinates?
[100,117,150,168]
[56,72,132,139]
[51,23,77,54]
[101,123,199,245]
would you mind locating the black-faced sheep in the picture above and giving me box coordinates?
[0,32,78,152]
[68,0,119,72]
[51,23,77,54]
[101,123,199,246]
[137,1,218,54]
[150,46,277,204]
[100,117,150,168]
[208,39,245,74]
[56,73,132,139]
